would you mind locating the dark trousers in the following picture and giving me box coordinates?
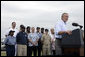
[55,38,62,55]
[38,46,42,56]
[28,46,38,56]
[38,41,42,56]
[27,45,29,56]
[52,50,56,55]
[6,45,15,56]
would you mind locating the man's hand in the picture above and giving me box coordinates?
[34,41,38,46]
[65,30,72,35]
[32,43,36,46]
[29,39,36,46]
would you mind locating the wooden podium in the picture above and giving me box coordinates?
[61,29,84,56]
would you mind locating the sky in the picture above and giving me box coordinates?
[1,1,84,38]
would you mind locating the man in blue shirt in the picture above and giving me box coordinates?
[36,27,42,56]
[16,25,28,56]
[26,26,31,56]
[28,27,39,56]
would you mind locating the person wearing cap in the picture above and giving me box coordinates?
[41,29,51,56]
[3,30,16,56]
[36,27,42,56]
[16,25,28,56]
[28,27,39,56]
[5,22,19,56]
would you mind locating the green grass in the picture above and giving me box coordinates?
[1,51,6,56]
[1,51,42,56]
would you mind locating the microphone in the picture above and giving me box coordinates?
[72,23,83,29]
[72,23,79,26]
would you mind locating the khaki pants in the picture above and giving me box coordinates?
[42,45,51,56]
[17,44,27,56]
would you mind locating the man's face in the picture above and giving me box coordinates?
[12,22,16,28]
[62,14,69,22]
[22,28,25,32]
[50,29,54,34]
[45,31,48,34]
[20,28,25,32]
[37,29,40,32]
[32,27,35,32]
[27,28,30,31]
[41,29,44,33]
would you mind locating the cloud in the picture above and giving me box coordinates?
[1,1,84,38]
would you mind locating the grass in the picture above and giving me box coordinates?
[1,51,6,56]
[1,51,42,56]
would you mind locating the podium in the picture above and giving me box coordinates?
[61,29,84,56]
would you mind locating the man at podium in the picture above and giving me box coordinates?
[54,13,72,55]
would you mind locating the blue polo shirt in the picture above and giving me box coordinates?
[28,32,39,46]
[16,31,28,45]
[3,36,16,45]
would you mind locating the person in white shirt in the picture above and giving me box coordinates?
[54,13,72,55]
[5,22,19,37]
[5,22,19,56]
[50,28,56,55]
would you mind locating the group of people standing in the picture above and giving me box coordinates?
[4,22,56,56]
[3,13,72,56]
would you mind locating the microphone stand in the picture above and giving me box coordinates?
[79,25,83,29]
